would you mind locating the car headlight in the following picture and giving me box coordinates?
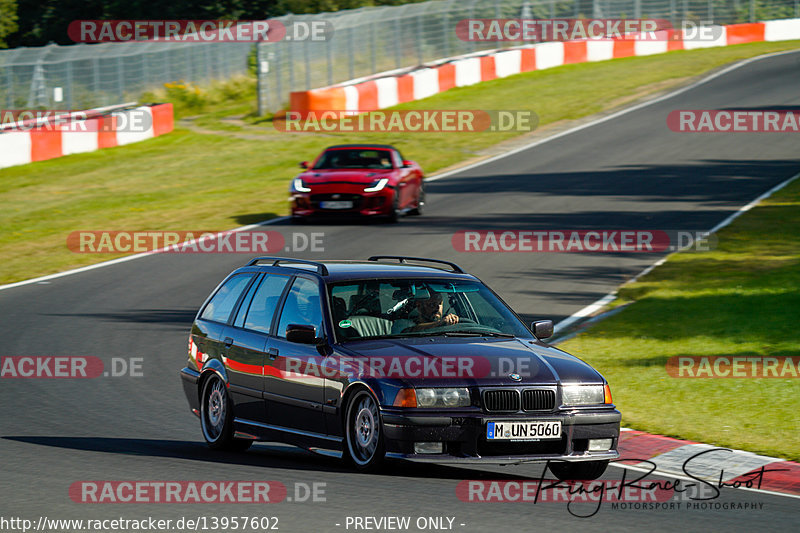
[416,388,436,406]
[364,178,388,192]
[561,384,605,406]
[417,388,470,408]
[393,388,470,408]
[293,178,311,192]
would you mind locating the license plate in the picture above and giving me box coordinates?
[320,200,353,209]
[486,420,561,440]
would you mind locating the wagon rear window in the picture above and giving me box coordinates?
[200,274,254,324]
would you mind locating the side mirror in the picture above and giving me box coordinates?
[286,324,317,344]
[300,161,309,169]
[532,320,553,340]
[402,160,413,168]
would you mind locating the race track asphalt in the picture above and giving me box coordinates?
[1,49,799,532]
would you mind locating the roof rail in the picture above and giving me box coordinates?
[367,256,464,273]
[246,257,329,276]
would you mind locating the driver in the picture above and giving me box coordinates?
[404,292,459,332]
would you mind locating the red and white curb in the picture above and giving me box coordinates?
[0,103,174,170]
[616,428,800,497]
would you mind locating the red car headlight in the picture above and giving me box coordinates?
[293,178,311,192]
[364,178,389,192]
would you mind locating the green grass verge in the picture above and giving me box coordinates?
[1,41,800,284]
[559,176,800,461]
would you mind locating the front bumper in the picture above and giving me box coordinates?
[290,185,394,217]
[380,409,621,464]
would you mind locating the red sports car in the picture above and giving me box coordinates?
[290,144,425,223]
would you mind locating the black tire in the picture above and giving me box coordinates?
[343,389,386,472]
[386,193,399,223]
[200,374,252,452]
[408,184,425,216]
[290,216,308,225]
[548,460,608,481]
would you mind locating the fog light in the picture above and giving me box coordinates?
[414,442,443,454]
[588,438,613,451]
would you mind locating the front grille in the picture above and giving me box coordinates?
[310,193,362,210]
[483,390,520,412]
[522,389,555,411]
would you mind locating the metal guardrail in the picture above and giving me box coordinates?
[256,0,799,114]
[0,0,797,113]
[0,101,138,131]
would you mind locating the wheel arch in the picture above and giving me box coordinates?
[340,381,381,427]
[197,360,229,403]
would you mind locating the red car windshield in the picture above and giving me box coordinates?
[313,149,394,170]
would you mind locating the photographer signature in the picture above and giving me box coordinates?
[533,447,789,518]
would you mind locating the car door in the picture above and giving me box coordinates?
[264,275,328,435]
[219,272,290,422]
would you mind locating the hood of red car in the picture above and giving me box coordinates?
[299,168,395,184]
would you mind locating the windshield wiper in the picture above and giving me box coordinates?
[442,331,515,338]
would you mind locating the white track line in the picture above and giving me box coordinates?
[427,49,800,183]
[2,49,799,293]
[609,462,800,501]
[553,170,800,333]
[0,218,287,292]
[558,167,800,498]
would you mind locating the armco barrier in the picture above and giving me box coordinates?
[289,19,800,118]
[0,103,174,170]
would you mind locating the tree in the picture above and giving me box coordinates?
[278,1,426,15]
[0,0,19,48]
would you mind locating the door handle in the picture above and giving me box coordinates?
[223,337,234,348]
[267,347,279,360]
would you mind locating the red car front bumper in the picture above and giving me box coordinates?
[291,183,395,218]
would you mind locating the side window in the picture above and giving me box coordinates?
[392,150,403,168]
[277,277,324,339]
[240,274,290,334]
[233,274,263,328]
[200,274,254,324]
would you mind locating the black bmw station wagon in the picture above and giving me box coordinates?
[180,256,621,479]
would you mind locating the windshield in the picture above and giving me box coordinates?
[328,279,532,341]
[313,149,394,170]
